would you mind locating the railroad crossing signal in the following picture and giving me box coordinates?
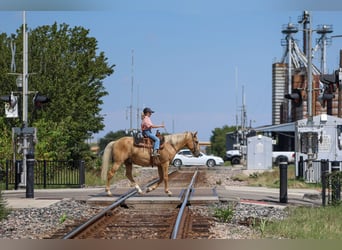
[284,89,302,107]
[0,93,18,118]
[320,71,339,86]
[33,92,50,109]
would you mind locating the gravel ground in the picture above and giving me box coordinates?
[0,167,289,239]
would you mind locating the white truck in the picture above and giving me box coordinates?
[225,149,295,165]
[225,149,243,165]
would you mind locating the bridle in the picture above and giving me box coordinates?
[189,132,200,156]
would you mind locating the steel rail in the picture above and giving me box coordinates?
[170,170,198,239]
[62,169,177,239]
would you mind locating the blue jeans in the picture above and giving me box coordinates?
[143,130,160,150]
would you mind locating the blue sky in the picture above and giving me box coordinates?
[0,1,342,142]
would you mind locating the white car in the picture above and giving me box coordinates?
[172,149,224,168]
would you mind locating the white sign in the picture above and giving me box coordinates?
[5,95,18,118]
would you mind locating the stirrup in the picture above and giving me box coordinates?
[151,150,160,156]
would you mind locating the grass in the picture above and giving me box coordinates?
[213,205,234,222]
[85,165,129,187]
[0,189,10,220]
[59,213,68,224]
[239,165,342,239]
[245,165,321,189]
[263,205,342,239]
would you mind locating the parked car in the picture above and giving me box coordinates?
[225,149,295,165]
[172,149,224,168]
[225,149,242,165]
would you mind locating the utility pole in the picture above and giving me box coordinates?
[307,15,313,126]
[22,11,35,198]
[130,49,134,131]
[20,11,28,189]
[13,11,35,198]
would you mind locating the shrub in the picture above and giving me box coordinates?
[0,189,10,220]
[213,205,234,223]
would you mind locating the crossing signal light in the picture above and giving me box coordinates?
[320,69,341,92]
[320,71,338,86]
[321,93,334,100]
[0,93,18,118]
[33,92,50,109]
[285,89,302,107]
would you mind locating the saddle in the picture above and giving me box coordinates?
[133,130,165,151]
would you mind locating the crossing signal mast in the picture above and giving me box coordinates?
[0,12,50,198]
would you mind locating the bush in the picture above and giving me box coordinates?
[0,189,10,220]
[213,205,234,223]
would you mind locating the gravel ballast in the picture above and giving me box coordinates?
[0,167,289,239]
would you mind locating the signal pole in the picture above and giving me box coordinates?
[19,11,28,189]
[130,49,134,131]
[22,11,34,198]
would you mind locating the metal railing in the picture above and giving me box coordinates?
[321,161,342,206]
[1,159,85,189]
[298,158,342,183]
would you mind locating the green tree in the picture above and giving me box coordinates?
[210,125,236,158]
[0,32,22,160]
[0,117,13,160]
[98,130,126,153]
[0,23,115,160]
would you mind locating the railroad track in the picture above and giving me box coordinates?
[57,170,214,239]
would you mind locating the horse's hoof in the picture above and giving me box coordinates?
[135,186,143,194]
[166,191,172,197]
[146,187,153,193]
[106,190,113,197]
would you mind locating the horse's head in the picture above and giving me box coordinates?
[186,131,201,157]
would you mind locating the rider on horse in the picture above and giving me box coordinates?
[141,107,165,156]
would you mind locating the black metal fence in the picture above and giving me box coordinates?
[0,159,85,190]
[321,160,342,206]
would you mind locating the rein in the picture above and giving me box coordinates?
[189,132,199,155]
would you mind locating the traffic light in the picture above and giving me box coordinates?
[33,92,50,109]
[0,93,18,118]
[319,70,340,105]
[320,73,337,85]
[319,70,339,85]
[320,69,340,92]
[284,89,302,107]
[321,92,334,100]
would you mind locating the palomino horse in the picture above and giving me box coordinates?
[101,131,200,196]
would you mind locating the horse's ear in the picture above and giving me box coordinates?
[194,131,198,137]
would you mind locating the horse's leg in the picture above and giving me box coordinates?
[125,161,143,194]
[162,163,172,196]
[146,166,164,193]
[105,162,121,196]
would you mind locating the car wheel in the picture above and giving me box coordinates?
[206,159,215,168]
[231,157,240,165]
[173,159,182,167]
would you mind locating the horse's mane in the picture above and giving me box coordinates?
[164,132,190,147]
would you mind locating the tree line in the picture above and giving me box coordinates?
[0,23,114,161]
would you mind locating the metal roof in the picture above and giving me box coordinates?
[254,122,295,132]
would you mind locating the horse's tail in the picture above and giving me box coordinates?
[101,141,115,181]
